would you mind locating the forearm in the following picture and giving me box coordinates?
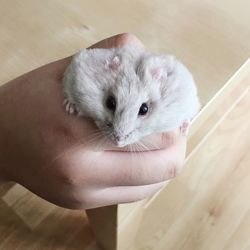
[0,78,20,183]
[0,84,8,183]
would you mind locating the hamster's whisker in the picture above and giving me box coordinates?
[137,141,151,152]
[128,144,138,163]
[63,46,200,172]
[141,139,161,151]
[128,144,137,164]
[81,132,105,146]
[93,134,110,150]
[95,138,105,151]
[133,142,144,162]
[50,131,105,164]
[145,140,168,166]
[48,142,87,167]
[94,130,114,151]
[82,135,103,145]
[130,143,139,161]
[79,129,104,141]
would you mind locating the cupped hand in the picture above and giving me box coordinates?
[0,33,186,209]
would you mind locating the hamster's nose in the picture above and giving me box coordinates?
[114,134,121,141]
[112,132,128,147]
[113,131,124,142]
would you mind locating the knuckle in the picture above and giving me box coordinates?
[164,161,182,180]
[60,174,80,187]
[50,160,82,187]
[168,165,178,179]
[115,33,144,48]
[58,195,89,209]
[161,132,175,147]
[117,32,136,41]
[50,185,94,209]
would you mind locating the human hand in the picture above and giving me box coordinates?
[0,33,186,209]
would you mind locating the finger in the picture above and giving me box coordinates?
[56,133,186,188]
[47,33,145,79]
[143,129,182,149]
[84,181,168,209]
[86,134,187,187]
[106,129,182,152]
[57,112,182,152]
[88,33,145,49]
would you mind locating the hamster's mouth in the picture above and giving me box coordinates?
[115,141,130,148]
[110,137,132,148]
[109,129,138,148]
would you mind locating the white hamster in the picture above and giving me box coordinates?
[63,46,200,147]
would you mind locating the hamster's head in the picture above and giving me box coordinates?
[96,87,158,147]
[93,54,181,147]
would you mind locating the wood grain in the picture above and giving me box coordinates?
[132,80,250,250]
[107,60,249,250]
[87,60,249,249]
[1,0,250,105]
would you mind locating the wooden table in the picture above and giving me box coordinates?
[0,1,250,249]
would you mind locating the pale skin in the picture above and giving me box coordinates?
[0,33,187,209]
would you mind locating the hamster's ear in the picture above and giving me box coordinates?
[149,66,166,82]
[138,55,175,83]
[105,56,121,70]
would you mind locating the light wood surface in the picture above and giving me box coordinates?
[1,1,250,249]
[1,0,250,104]
[132,67,250,250]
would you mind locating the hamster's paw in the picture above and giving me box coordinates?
[63,99,81,116]
[180,120,190,136]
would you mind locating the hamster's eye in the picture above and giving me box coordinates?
[138,103,148,116]
[106,95,116,112]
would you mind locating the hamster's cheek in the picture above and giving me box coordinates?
[93,120,102,130]
[129,131,142,145]
[94,109,109,124]
[136,126,149,137]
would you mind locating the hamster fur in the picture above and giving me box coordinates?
[63,46,200,147]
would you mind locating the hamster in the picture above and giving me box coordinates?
[63,46,200,147]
